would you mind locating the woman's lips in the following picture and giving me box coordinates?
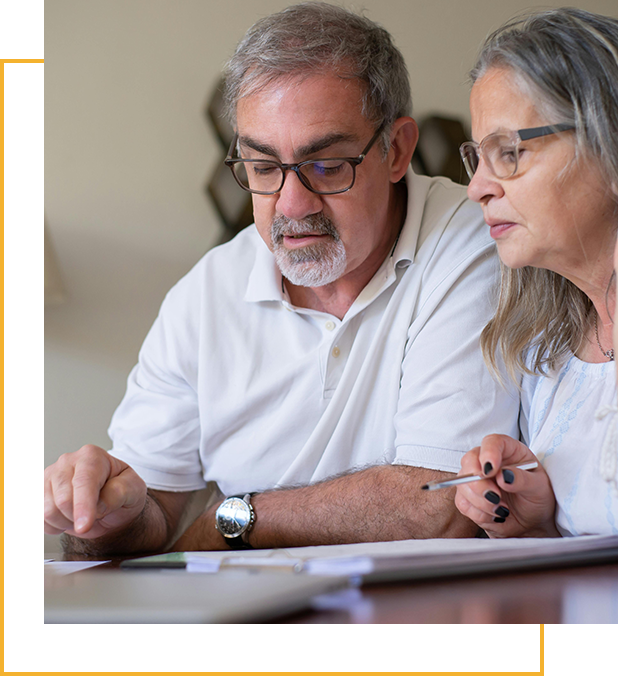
[487,222,517,239]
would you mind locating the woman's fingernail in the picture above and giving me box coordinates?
[495,506,510,518]
[493,516,506,523]
[484,462,493,475]
[502,469,515,484]
[96,499,107,516]
[484,491,500,505]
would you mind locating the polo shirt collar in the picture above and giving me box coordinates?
[244,234,283,303]
[390,168,429,270]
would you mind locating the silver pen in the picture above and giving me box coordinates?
[421,461,539,491]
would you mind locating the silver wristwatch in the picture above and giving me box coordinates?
[214,493,256,549]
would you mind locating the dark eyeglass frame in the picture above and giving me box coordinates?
[224,124,385,195]
[459,123,575,181]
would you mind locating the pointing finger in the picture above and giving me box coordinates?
[71,449,112,534]
[48,465,76,524]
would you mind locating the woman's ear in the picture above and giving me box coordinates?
[387,117,419,183]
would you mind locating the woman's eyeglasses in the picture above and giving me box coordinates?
[460,124,574,181]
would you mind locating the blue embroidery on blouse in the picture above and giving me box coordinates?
[542,362,588,460]
[561,481,580,535]
[530,357,573,438]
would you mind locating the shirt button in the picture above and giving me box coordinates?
[325,321,335,331]
[332,346,340,358]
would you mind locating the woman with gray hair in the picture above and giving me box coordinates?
[454,7,618,537]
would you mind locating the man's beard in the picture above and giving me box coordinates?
[271,213,347,287]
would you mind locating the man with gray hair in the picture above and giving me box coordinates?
[44,3,518,554]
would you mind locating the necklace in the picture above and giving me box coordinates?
[594,313,615,361]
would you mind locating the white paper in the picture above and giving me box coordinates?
[304,556,374,576]
[185,558,221,574]
[177,533,617,580]
[44,560,110,575]
[275,532,618,562]
[225,556,303,571]
[184,554,303,573]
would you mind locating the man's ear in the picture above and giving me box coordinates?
[387,117,418,183]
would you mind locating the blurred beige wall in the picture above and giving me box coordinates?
[44,0,617,547]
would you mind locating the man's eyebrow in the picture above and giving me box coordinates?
[297,132,359,157]
[238,132,360,160]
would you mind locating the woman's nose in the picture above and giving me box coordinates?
[466,158,504,204]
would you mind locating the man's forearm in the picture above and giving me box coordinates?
[61,491,178,557]
[173,465,476,551]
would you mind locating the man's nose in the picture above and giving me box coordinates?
[466,158,504,204]
[275,170,324,221]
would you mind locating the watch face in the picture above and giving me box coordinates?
[216,497,251,537]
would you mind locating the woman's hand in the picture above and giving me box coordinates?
[454,434,559,538]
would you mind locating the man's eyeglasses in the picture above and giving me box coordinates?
[225,125,384,195]
[459,124,575,181]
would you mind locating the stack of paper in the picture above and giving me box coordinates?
[123,533,618,582]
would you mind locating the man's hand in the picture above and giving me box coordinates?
[454,434,559,538]
[44,444,147,540]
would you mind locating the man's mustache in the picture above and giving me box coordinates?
[271,213,340,245]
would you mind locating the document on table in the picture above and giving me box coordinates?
[45,560,110,575]
[122,533,618,582]
[304,534,618,582]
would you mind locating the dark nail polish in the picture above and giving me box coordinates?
[493,516,506,523]
[495,506,510,518]
[484,462,493,475]
[484,491,500,505]
[502,469,515,484]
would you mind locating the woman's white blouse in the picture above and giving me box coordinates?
[520,355,618,536]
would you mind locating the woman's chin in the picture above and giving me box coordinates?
[495,247,532,270]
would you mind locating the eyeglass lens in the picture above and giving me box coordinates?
[231,159,355,195]
[462,134,518,180]
[482,135,518,178]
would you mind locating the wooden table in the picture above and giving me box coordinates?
[283,562,618,623]
[46,552,617,624]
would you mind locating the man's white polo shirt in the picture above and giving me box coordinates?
[108,171,519,495]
